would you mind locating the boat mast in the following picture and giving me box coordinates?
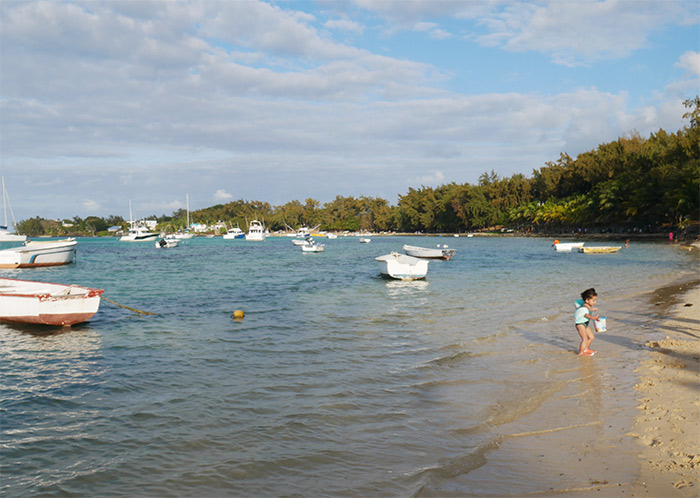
[2,177,7,228]
[186,193,190,230]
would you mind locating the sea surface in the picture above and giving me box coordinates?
[1,236,696,497]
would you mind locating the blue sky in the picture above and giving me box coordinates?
[1,0,698,221]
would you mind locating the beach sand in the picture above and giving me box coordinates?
[628,280,700,496]
[417,259,699,497]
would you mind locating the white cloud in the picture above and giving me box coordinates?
[214,189,233,201]
[676,51,700,77]
[324,18,364,34]
[83,200,100,211]
[409,170,445,186]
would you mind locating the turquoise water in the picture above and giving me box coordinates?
[0,236,695,496]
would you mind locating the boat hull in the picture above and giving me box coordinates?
[579,246,621,254]
[375,253,429,280]
[403,244,456,260]
[553,242,584,252]
[0,278,103,326]
[0,239,77,268]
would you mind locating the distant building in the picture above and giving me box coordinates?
[107,226,121,232]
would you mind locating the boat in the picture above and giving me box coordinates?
[403,244,456,260]
[0,277,103,326]
[174,194,195,239]
[326,233,338,239]
[245,220,266,241]
[375,252,429,280]
[0,177,27,242]
[120,202,158,242]
[579,246,621,254]
[223,226,245,239]
[156,237,179,248]
[120,223,158,242]
[0,238,77,268]
[292,238,310,246]
[301,242,325,253]
[552,240,584,252]
[359,238,371,243]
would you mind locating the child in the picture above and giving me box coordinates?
[575,288,600,356]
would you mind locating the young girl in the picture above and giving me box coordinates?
[575,288,600,356]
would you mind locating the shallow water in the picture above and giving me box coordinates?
[0,236,695,496]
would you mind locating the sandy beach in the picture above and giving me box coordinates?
[629,277,700,496]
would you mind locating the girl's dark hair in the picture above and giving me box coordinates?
[581,288,597,300]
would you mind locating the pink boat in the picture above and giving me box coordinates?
[0,278,103,326]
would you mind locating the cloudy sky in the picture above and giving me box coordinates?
[1,0,698,221]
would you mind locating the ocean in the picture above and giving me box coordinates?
[1,236,696,496]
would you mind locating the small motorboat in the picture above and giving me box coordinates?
[301,243,325,253]
[156,237,179,248]
[0,238,77,268]
[0,277,103,326]
[292,237,311,246]
[223,226,245,239]
[375,252,429,280]
[579,246,621,254]
[359,238,371,243]
[403,244,456,260]
[552,240,584,252]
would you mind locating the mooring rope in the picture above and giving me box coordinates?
[102,296,157,315]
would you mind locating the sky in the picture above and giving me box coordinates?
[1,0,698,221]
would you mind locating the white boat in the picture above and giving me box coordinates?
[0,277,103,326]
[292,238,310,246]
[552,240,584,252]
[120,224,158,242]
[120,202,158,242]
[403,244,457,260]
[327,233,338,239]
[223,226,245,239]
[301,242,325,253]
[375,252,429,280]
[0,238,77,268]
[156,237,179,248]
[0,177,27,242]
[359,238,371,243]
[579,246,621,254]
[246,220,266,241]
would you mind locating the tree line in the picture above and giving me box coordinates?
[17,98,699,237]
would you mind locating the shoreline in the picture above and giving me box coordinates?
[628,274,700,495]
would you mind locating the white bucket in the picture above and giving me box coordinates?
[595,317,607,332]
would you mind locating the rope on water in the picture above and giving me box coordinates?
[102,296,157,315]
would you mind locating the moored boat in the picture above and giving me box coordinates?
[552,240,584,252]
[359,238,371,243]
[0,238,77,268]
[579,246,621,254]
[0,278,103,326]
[156,237,179,248]
[403,244,456,260]
[375,252,429,280]
[301,241,325,252]
[246,220,266,241]
[0,177,26,242]
[223,226,245,239]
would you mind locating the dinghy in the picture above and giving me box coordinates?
[375,252,429,280]
[0,278,103,326]
[403,244,456,260]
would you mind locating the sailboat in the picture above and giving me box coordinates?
[0,177,27,242]
[171,194,195,240]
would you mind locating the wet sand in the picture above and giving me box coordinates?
[417,252,699,497]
